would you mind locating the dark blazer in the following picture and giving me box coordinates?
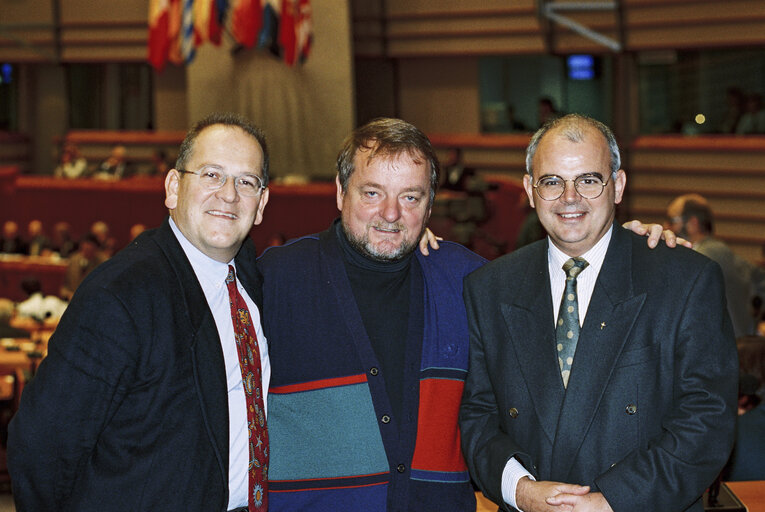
[459,224,738,512]
[8,217,262,512]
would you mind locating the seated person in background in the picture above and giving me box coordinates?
[667,194,765,337]
[129,223,146,243]
[60,234,108,300]
[25,219,51,257]
[90,220,116,257]
[94,145,128,179]
[150,149,172,176]
[16,277,67,323]
[53,142,88,179]
[735,93,765,135]
[0,221,26,255]
[0,298,30,339]
[50,221,77,258]
[725,336,765,481]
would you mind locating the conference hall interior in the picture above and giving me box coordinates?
[0,0,764,510]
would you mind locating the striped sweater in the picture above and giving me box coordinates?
[258,222,486,511]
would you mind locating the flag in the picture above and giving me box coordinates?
[232,0,262,48]
[279,0,296,66]
[296,0,312,63]
[209,0,229,45]
[181,0,196,64]
[193,0,213,44]
[148,0,170,71]
[258,0,280,56]
[167,0,183,64]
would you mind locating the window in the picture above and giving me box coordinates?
[479,55,613,133]
[67,63,153,130]
[638,49,765,135]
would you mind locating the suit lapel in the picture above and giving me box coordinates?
[500,241,565,445]
[550,225,646,482]
[155,218,230,484]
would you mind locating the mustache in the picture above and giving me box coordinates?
[371,221,406,231]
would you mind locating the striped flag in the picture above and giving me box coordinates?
[148,0,170,71]
[167,0,183,64]
[181,0,196,64]
[296,0,312,63]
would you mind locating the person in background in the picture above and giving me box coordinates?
[50,221,77,258]
[25,219,51,257]
[667,194,765,337]
[53,142,88,179]
[735,92,765,134]
[94,144,128,179]
[720,87,745,134]
[0,298,30,339]
[59,233,108,300]
[129,223,147,242]
[725,336,765,481]
[90,220,116,257]
[460,114,737,512]
[537,97,561,128]
[0,221,25,254]
[9,112,271,511]
[15,277,67,322]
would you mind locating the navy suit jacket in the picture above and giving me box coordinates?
[8,217,262,511]
[459,224,738,512]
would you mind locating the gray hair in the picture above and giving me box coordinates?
[336,118,440,206]
[525,113,621,178]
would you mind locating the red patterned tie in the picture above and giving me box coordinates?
[226,265,268,511]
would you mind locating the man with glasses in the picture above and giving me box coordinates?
[460,114,738,512]
[9,112,270,512]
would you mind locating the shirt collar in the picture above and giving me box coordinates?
[548,224,613,277]
[169,217,233,288]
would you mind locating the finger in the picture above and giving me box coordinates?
[661,228,677,248]
[677,236,693,248]
[646,224,662,248]
[623,219,647,234]
[546,493,578,506]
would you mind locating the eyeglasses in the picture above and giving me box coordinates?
[532,173,610,201]
[178,168,266,197]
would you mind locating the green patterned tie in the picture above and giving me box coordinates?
[556,257,589,388]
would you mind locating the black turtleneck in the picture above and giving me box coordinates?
[336,221,416,422]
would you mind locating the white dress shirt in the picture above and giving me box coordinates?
[501,227,612,510]
[170,218,270,510]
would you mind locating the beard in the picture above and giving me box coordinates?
[342,221,426,262]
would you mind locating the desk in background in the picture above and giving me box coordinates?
[0,255,67,301]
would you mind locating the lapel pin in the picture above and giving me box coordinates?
[600,322,606,330]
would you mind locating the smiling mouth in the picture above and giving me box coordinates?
[207,210,238,220]
[558,212,585,219]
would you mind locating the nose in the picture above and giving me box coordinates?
[380,196,401,223]
[560,179,579,204]
[215,175,239,202]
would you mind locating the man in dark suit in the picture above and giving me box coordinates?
[8,112,271,511]
[460,114,738,512]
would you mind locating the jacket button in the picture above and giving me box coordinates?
[397,463,406,473]
[370,367,379,376]
[381,415,391,424]
[508,407,519,419]
[625,404,637,415]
